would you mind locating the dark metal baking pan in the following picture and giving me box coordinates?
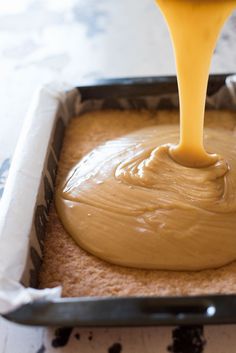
[4,74,236,326]
[78,73,230,100]
[5,295,236,326]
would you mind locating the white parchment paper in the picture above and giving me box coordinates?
[0,82,80,314]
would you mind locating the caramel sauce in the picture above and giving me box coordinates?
[56,0,236,270]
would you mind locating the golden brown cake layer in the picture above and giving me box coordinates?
[39,109,236,297]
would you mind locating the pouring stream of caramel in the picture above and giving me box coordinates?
[157,0,235,167]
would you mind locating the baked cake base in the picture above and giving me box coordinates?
[39,109,236,297]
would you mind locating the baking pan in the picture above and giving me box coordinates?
[4,74,236,326]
